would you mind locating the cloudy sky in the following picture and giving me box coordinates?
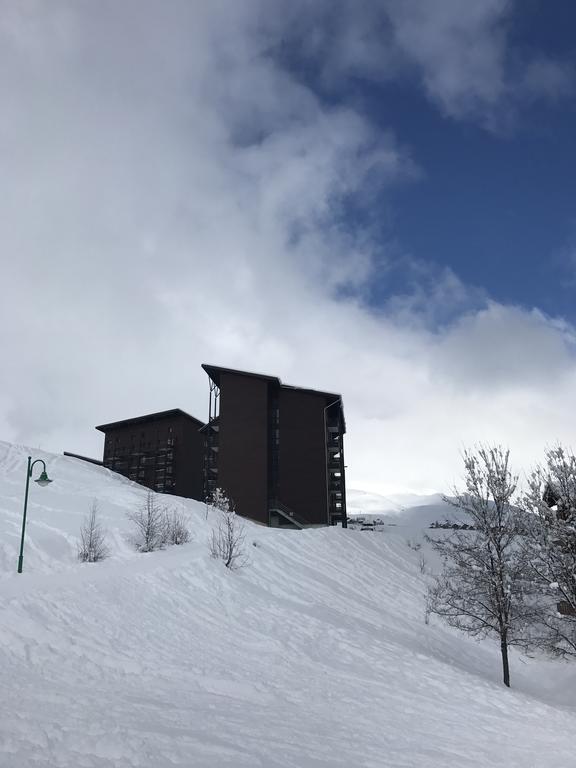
[2,0,576,495]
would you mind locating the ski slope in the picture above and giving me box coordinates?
[0,441,575,767]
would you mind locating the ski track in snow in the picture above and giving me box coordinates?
[0,441,575,767]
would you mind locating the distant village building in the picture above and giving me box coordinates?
[93,364,347,529]
[96,409,205,500]
[201,364,347,528]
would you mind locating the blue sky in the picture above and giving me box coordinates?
[276,1,576,321]
[373,79,576,319]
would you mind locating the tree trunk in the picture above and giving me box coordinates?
[500,633,510,688]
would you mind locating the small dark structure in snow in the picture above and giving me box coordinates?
[557,600,576,617]
[63,451,103,467]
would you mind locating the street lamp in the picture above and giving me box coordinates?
[18,456,53,574]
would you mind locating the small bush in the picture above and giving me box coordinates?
[208,488,247,570]
[126,491,168,552]
[78,500,109,562]
[164,510,190,546]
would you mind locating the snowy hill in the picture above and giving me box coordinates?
[1,441,575,767]
[347,488,454,527]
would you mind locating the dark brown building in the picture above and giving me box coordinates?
[202,364,347,528]
[96,409,205,500]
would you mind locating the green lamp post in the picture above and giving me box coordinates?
[18,456,53,574]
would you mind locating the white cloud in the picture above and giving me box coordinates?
[386,0,509,117]
[273,0,574,128]
[1,1,576,496]
[435,304,576,390]
[388,1,575,125]
[519,57,575,103]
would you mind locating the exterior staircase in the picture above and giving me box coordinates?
[268,499,306,529]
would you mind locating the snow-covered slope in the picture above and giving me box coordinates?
[1,441,575,767]
[347,488,453,527]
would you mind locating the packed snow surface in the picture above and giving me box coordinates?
[1,441,575,767]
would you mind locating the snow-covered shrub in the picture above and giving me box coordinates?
[208,488,247,570]
[164,510,190,546]
[126,491,168,552]
[207,487,233,515]
[78,500,109,563]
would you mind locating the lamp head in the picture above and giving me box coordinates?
[35,471,52,487]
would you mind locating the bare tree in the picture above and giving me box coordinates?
[208,488,247,570]
[126,491,168,552]
[427,446,533,687]
[164,510,191,546]
[519,446,576,657]
[78,500,109,562]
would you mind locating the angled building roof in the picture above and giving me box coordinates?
[202,363,340,399]
[96,408,205,433]
[201,364,345,430]
[201,364,280,388]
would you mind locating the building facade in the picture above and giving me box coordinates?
[202,364,347,528]
[96,409,205,500]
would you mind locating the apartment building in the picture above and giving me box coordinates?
[96,409,205,500]
[202,364,346,528]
